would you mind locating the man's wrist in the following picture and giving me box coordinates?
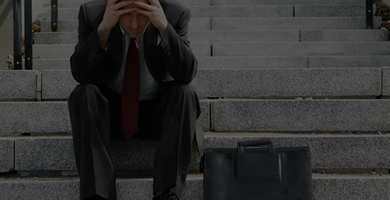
[157,23,167,40]
[97,23,111,49]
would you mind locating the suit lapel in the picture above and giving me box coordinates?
[108,23,123,70]
[143,22,155,68]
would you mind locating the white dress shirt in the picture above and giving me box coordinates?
[107,25,161,101]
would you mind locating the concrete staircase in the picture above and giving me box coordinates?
[2,0,390,199]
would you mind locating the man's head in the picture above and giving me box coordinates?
[119,0,150,38]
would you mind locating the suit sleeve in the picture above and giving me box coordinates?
[70,5,109,84]
[157,7,197,84]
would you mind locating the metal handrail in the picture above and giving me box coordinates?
[13,0,22,70]
[13,0,58,70]
[13,0,32,70]
[51,0,58,32]
[366,0,373,29]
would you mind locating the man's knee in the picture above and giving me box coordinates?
[168,83,197,99]
[70,84,100,100]
[68,84,105,112]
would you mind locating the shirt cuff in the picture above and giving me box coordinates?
[156,33,162,45]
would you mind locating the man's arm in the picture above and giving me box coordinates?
[70,0,133,84]
[136,0,197,84]
[158,7,197,84]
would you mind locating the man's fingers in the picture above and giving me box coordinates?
[110,1,134,11]
[107,0,120,6]
[134,8,151,17]
[147,0,157,6]
[134,1,154,11]
[117,8,135,16]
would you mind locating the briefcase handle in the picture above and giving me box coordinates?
[237,140,276,153]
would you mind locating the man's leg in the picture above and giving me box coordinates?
[68,84,122,200]
[150,83,201,197]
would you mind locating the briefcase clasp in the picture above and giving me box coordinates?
[237,140,276,153]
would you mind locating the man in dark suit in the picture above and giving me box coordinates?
[68,0,203,199]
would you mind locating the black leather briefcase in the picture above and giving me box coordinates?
[202,140,312,200]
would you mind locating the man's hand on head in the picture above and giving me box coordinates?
[133,0,168,39]
[98,0,134,48]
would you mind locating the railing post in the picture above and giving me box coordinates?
[25,0,32,70]
[51,0,58,32]
[366,0,373,29]
[13,0,22,70]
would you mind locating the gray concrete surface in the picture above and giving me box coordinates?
[197,56,308,68]
[40,68,381,99]
[189,5,293,17]
[0,101,210,133]
[381,67,390,96]
[41,70,76,99]
[11,133,390,171]
[40,20,78,32]
[33,42,211,59]
[0,102,71,133]
[35,30,301,44]
[212,0,366,5]
[0,176,389,200]
[212,17,382,30]
[59,0,211,8]
[309,56,390,68]
[213,42,390,56]
[0,70,37,100]
[213,99,390,132]
[47,6,295,19]
[295,5,366,17]
[40,17,212,32]
[192,68,381,98]
[33,58,70,70]
[301,29,388,41]
[34,55,390,70]
[0,139,14,172]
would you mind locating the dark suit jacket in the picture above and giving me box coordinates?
[70,0,197,86]
[70,0,204,155]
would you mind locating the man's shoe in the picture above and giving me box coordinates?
[153,191,179,200]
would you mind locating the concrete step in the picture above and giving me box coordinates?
[1,68,387,100]
[1,175,390,200]
[34,29,388,44]
[212,17,381,30]
[40,18,211,32]
[213,99,390,132]
[40,17,381,32]
[213,42,390,56]
[300,29,388,41]
[58,0,368,7]
[0,101,210,134]
[212,0,366,5]
[294,4,367,17]
[197,56,390,69]
[191,5,293,17]
[193,68,381,98]
[33,42,390,59]
[32,56,390,70]
[33,42,211,59]
[46,6,297,20]
[37,68,381,100]
[1,133,390,172]
[1,99,390,134]
[40,20,78,33]
[0,70,37,100]
[47,5,368,20]
[59,0,210,8]
[35,30,301,44]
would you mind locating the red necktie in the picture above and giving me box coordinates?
[120,39,140,140]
